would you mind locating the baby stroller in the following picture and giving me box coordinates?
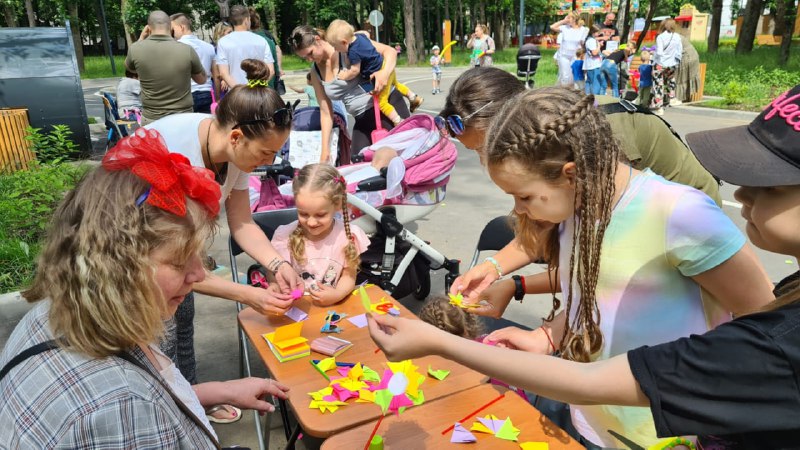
[517,43,541,89]
[278,105,351,167]
[254,114,461,299]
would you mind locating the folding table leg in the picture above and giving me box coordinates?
[278,398,293,439]
[284,424,302,449]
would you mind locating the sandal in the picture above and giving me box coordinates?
[205,404,242,424]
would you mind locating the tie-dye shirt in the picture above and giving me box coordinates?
[558,169,745,447]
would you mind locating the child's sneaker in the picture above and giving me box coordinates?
[410,96,424,112]
[432,89,437,95]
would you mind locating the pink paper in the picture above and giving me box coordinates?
[346,313,369,328]
[388,394,414,414]
[377,369,393,390]
[331,384,359,401]
[477,417,505,434]
[336,367,351,377]
[451,422,477,443]
[285,306,308,322]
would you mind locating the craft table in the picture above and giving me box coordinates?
[321,384,584,449]
[238,285,487,439]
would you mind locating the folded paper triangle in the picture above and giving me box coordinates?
[451,422,477,443]
[519,442,549,450]
[495,417,520,441]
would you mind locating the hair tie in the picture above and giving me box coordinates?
[246,79,269,88]
[337,175,346,186]
[102,128,221,217]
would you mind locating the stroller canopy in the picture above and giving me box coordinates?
[517,44,541,77]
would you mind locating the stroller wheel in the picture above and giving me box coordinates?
[413,268,431,300]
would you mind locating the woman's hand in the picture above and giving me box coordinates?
[465,278,514,318]
[223,378,290,413]
[309,283,344,306]
[243,284,293,315]
[368,313,445,361]
[450,260,500,302]
[484,327,550,354]
[275,262,303,294]
[220,80,230,92]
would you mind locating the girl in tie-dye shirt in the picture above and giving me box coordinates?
[453,87,775,448]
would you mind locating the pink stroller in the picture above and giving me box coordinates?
[253,114,461,299]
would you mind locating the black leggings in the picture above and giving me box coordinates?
[351,89,410,156]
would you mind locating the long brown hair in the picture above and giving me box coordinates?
[439,67,525,135]
[289,164,360,273]
[214,59,288,139]
[485,87,621,362]
[290,25,326,52]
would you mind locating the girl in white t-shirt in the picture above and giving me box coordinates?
[272,164,369,306]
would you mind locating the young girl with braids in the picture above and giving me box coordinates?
[272,164,370,306]
[446,87,773,448]
[418,295,485,340]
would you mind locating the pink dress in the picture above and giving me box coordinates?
[272,218,370,291]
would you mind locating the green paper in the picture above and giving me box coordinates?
[309,360,331,381]
[362,366,381,382]
[359,286,371,312]
[373,389,393,415]
[409,389,425,406]
[427,365,450,381]
[495,418,520,441]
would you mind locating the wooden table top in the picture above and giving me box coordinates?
[238,285,488,438]
[321,384,585,449]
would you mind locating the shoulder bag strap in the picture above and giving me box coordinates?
[0,339,59,381]
[373,95,384,132]
[116,351,222,449]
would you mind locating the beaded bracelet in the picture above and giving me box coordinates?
[484,257,503,278]
[267,258,289,273]
[661,437,696,450]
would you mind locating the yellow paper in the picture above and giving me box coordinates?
[470,421,495,434]
[316,357,337,372]
[519,443,549,450]
[274,321,303,342]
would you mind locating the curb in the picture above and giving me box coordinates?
[669,103,759,122]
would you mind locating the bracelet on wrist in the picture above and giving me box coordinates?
[484,257,503,278]
[267,258,288,273]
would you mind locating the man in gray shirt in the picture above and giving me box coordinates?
[125,10,206,124]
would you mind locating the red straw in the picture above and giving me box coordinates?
[441,392,505,435]
[364,414,384,450]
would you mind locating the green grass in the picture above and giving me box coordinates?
[82,55,128,79]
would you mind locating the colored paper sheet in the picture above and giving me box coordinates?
[356,389,376,403]
[359,286,372,312]
[285,306,308,322]
[362,365,381,382]
[347,313,369,328]
[274,321,303,342]
[291,289,304,299]
[495,417,521,441]
[331,383,359,402]
[316,357,337,372]
[451,422,477,443]
[470,420,495,434]
[428,365,450,381]
[374,389,393,415]
[519,443,549,450]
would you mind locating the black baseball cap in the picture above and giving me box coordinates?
[686,84,800,187]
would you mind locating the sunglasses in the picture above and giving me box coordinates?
[434,100,494,136]
[232,102,293,130]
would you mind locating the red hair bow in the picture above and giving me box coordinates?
[102,128,221,217]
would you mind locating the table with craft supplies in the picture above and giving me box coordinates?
[321,384,585,449]
[237,285,488,438]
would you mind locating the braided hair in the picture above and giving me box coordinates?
[418,295,484,339]
[485,87,622,363]
[288,164,360,273]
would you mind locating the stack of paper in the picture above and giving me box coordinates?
[262,322,310,362]
[310,336,353,357]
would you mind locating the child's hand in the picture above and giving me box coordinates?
[309,283,343,306]
[367,313,444,361]
[484,326,549,354]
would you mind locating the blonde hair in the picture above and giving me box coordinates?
[419,295,484,339]
[476,23,489,34]
[22,168,217,358]
[326,19,355,45]
[567,10,581,25]
[640,49,651,62]
[213,21,232,44]
[659,18,677,33]
[289,164,360,272]
[485,87,622,363]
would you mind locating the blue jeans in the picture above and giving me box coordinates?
[192,90,213,114]
[600,60,620,97]
[584,68,601,95]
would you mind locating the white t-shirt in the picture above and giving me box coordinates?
[145,113,249,206]
[178,34,215,93]
[556,25,588,59]
[583,37,602,70]
[216,31,275,85]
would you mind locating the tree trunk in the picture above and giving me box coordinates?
[264,1,278,41]
[414,0,424,57]
[622,0,634,44]
[708,0,723,52]
[436,6,442,47]
[385,0,393,43]
[773,0,787,36]
[736,0,763,54]
[67,3,84,71]
[456,0,463,47]
[778,0,796,65]
[635,0,659,50]
[3,4,18,27]
[25,0,34,26]
[496,9,507,50]
[445,0,450,20]
[121,0,134,48]
[403,0,418,63]
[478,1,485,23]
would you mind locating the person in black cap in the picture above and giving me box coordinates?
[367,85,800,449]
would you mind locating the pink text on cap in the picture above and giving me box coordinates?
[763,90,800,131]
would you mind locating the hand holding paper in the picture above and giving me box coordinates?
[367,313,445,362]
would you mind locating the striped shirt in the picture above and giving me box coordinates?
[0,301,216,449]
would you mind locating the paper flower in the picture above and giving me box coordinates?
[308,386,348,413]
[331,363,368,392]
[448,293,481,309]
[373,360,426,415]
